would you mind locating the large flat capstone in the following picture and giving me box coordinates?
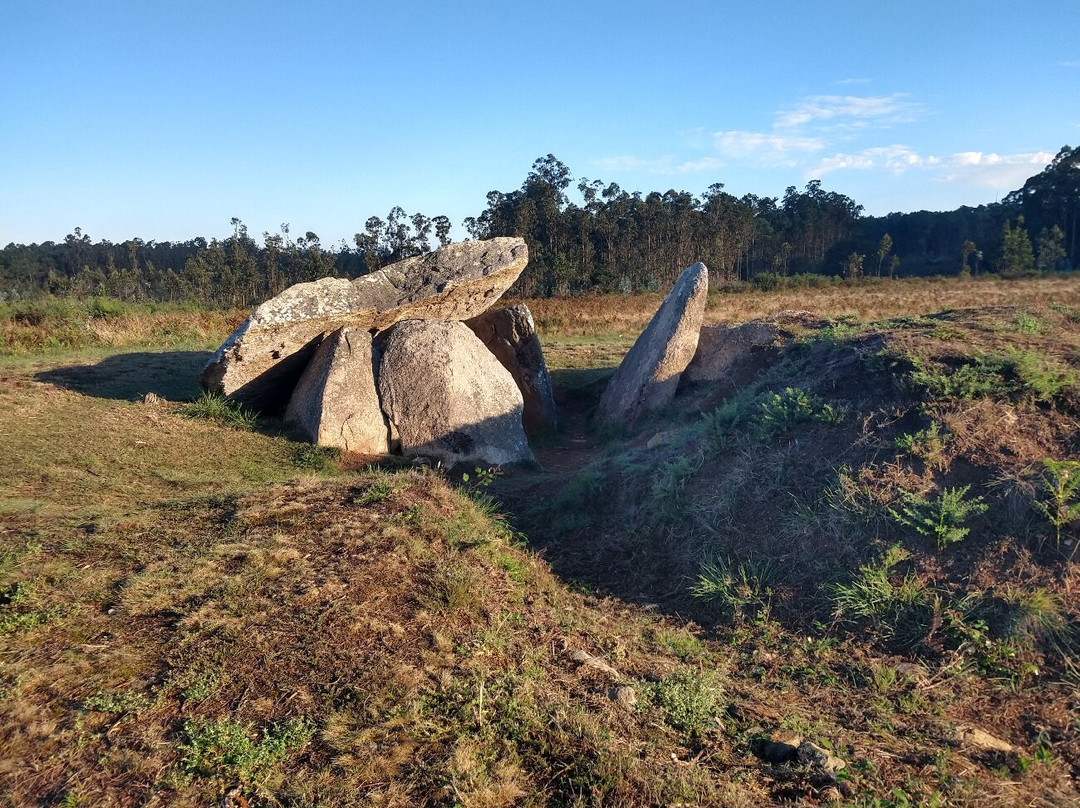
[597,262,709,423]
[377,320,534,468]
[200,237,528,411]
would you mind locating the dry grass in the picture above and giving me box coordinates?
[520,273,1080,339]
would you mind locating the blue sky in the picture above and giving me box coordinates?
[2,0,1078,247]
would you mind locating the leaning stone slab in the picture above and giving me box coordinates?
[200,237,528,411]
[377,320,534,467]
[284,326,389,455]
[597,262,709,423]
[465,303,557,437]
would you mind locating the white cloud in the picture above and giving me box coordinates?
[809,145,1053,192]
[835,77,872,86]
[811,145,940,176]
[775,93,924,130]
[1059,60,1080,68]
[712,131,824,166]
[942,151,1054,189]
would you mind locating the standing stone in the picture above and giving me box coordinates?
[200,237,528,412]
[597,262,709,423]
[284,326,389,455]
[377,320,534,467]
[465,303,557,437]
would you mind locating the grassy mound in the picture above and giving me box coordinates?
[3,289,1080,806]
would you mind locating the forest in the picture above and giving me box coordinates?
[1,145,1077,306]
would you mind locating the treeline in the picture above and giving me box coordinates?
[2,146,1077,304]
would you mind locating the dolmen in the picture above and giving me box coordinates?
[200,237,557,468]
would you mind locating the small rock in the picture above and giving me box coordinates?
[758,730,802,763]
[797,740,847,777]
[609,685,637,710]
[894,661,927,679]
[955,725,1015,754]
[819,786,843,803]
[646,430,679,449]
[567,649,620,679]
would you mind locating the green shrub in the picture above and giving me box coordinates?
[890,485,988,550]
[757,387,846,438]
[644,668,724,736]
[1034,459,1080,552]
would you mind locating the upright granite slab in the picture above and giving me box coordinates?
[284,326,389,455]
[465,303,558,437]
[597,262,709,424]
[200,237,528,411]
[377,320,534,468]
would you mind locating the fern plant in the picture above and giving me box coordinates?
[1034,459,1080,554]
[891,485,988,550]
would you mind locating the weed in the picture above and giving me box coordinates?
[1033,459,1080,553]
[690,555,775,619]
[893,421,949,470]
[1001,349,1077,405]
[651,455,700,520]
[694,392,756,454]
[352,477,398,505]
[180,391,258,430]
[890,485,988,550]
[421,560,480,612]
[0,581,64,635]
[904,350,1075,405]
[643,667,724,736]
[831,545,933,645]
[290,443,339,472]
[178,716,316,785]
[906,355,1002,400]
[1013,311,1043,333]
[83,689,151,717]
[1000,586,1072,649]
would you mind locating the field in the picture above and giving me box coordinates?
[2,276,1080,807]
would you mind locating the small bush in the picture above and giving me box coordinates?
[1034,459,1080,552]
[644,668,724,736]
[890,485,988,550]
[757,387,846,439]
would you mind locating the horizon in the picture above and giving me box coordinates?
[2,0,1078,247]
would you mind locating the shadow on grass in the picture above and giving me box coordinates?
[36,351,211,402]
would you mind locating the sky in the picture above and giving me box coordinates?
[2,0,1078,247]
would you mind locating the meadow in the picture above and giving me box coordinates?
[1,275,1079,807]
